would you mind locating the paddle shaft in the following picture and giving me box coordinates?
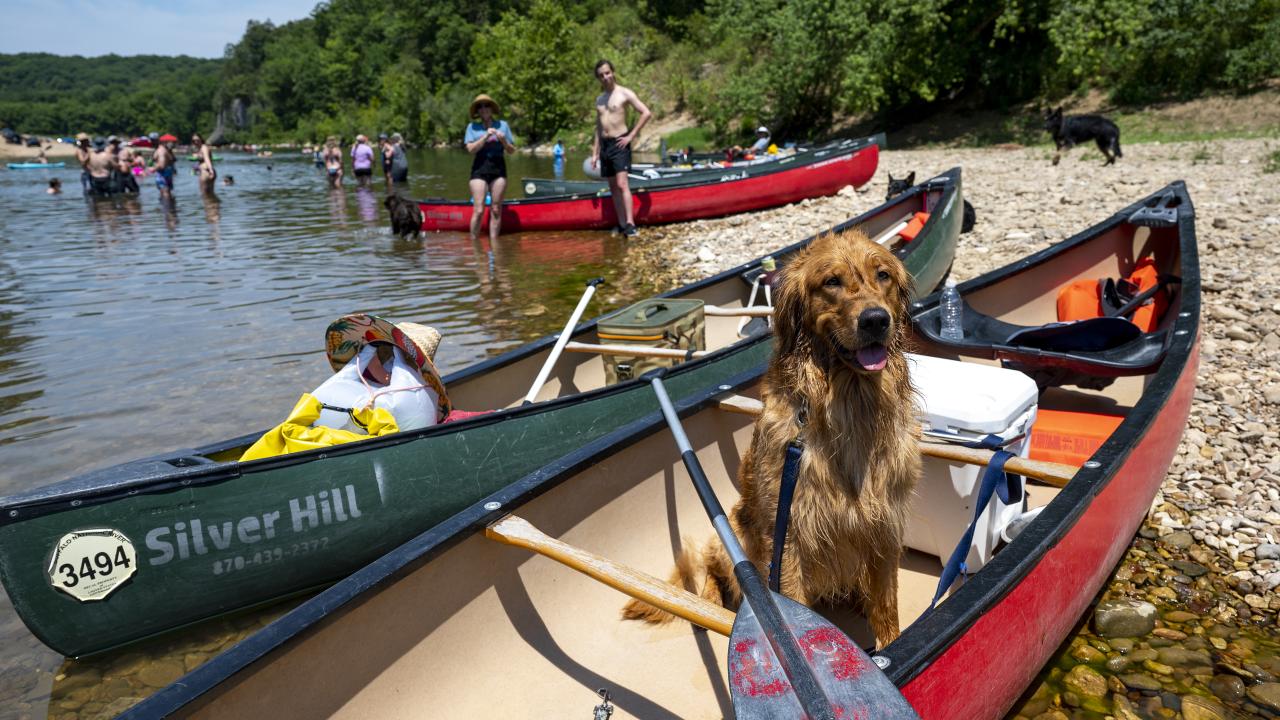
[523,278,604,404]
[486,515,734,636]
[650,378,838,720]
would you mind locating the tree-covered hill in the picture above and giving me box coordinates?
[2,0,1277,147]
[0,53,221,138]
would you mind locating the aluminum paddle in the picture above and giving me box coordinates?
[650,377,920,720]
[523,277,604,404]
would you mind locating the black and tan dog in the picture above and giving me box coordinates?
[1044,107,1123,166]
[385,194,423,238]
[624,228,922,648]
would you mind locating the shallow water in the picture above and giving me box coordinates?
[0,148,654,718]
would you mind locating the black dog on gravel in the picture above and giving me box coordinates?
[886,171,976,234]
[385,193,423,238]
[1043,106,1123,166]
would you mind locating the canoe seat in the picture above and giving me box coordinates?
[914,297,1169,389]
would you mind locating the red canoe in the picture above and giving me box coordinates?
[419,137,880,233]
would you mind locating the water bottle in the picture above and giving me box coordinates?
[940,278,964,340]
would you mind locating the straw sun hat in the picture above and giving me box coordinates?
[469,94,500,119]
[325,314,442,372]
[325,314,451,421]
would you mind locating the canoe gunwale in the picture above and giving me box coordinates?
[884,181,1199,699]
[119,363,770,718]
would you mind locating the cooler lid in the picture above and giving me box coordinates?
[907,353,1038,434]
[598,298,704,332]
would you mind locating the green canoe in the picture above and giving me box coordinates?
[0,166,962,657]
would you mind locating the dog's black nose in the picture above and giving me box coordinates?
[859,307,891,338]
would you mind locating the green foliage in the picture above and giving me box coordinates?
[1045,0,1280,102]
[1265,148,1280,174]
[0,53,221,137]
[6,0,1275,147]
[663,126,712,150]
[470,0,593,143]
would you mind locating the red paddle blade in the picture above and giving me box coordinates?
[727,593,920,720]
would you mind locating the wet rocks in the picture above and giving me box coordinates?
[1095,599,1159,638]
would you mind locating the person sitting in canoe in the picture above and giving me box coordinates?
[240,315,452,461]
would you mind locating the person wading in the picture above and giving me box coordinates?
[463,94,516,243]
[591,59,651,238]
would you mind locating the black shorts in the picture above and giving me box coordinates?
[354,167,373,178]
[600,137,632,176]
[470,153,506,183]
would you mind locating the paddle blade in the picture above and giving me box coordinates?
[727,594,920,720]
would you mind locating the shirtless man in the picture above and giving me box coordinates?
[86,137,115,196]
[591,59,651,238]
[116,142,141,193]
[152,134,177,199]
[74,133,92,192]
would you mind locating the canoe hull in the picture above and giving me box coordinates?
[899,339,1197,718]
[419,143,879,233]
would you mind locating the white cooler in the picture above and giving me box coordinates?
[903,353,1039,572]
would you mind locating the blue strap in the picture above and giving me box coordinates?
[928,434,1021,609]
[768,441,804,592]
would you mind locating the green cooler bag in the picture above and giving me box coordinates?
[597,298,706,385]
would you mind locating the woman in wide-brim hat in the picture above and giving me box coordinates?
[462,94,516,244]
[325,314,451,423]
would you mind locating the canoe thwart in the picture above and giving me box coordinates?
[714,394,1076,487]
[564,341,709,360]
[485,515,735,637]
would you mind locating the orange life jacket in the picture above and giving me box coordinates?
[1055,257,1167,331]
[898,211,930,242]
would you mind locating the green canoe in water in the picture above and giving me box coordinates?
[0,165,964,657]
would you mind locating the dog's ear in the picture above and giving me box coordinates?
[904,171,915,186]
[772,257,811,360]
[887,172,896,183]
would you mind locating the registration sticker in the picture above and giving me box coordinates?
[47,529,138,602]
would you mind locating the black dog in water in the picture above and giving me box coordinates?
[385,194,423,238]
[1043,106,1123,166]
[886,171,976,234]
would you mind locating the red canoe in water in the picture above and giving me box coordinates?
[418,135,881,233]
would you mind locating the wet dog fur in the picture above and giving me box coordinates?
[1043,106,1123,166]
[385,193,423,238]
[886,171,976,234]
[623,228,921,648]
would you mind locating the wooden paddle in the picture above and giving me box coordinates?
[486,514,734,636]
[651,377,921,720]
[715,395,1076,488]
[523,277,604,404]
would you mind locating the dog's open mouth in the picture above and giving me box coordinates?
[834,340,889,371]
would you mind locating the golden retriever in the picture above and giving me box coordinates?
[624,228,921,647]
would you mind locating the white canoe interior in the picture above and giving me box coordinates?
[180,218,1180,719]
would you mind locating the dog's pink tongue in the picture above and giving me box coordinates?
[856,345,888,371]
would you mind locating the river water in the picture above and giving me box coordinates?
[0,148,657,718]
